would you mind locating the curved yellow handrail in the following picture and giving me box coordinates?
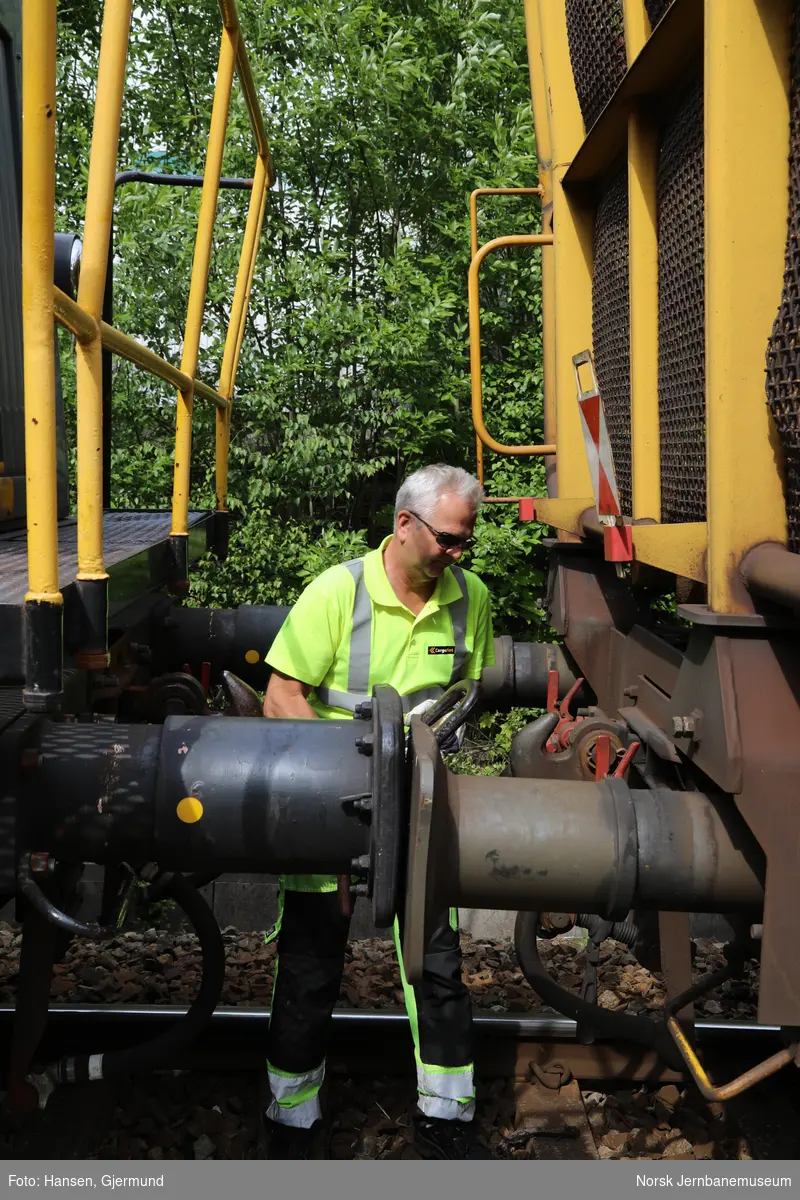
[468,233,555,457]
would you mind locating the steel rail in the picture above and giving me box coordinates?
[0,1004,778,1037]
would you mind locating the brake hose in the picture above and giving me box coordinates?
[48,873,225,1082]
[514,910,683,1068]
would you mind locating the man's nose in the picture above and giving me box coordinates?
[446,545,464,560]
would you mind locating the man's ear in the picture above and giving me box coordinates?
[395,510,413,542]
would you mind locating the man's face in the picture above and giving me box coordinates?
[395,492,477,582]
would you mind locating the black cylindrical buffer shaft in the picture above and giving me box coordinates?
[480,637,587,710]
[153,605,289,688]
[442,775,765,915]
[27,715,374,875]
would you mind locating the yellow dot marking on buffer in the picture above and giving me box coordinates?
[177,796,204,824]
[245,649,260,664]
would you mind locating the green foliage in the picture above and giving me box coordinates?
[446,705,543,775]
[55,0,551,638]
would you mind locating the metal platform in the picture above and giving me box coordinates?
[0,509,217,681]
[0,510,207,605]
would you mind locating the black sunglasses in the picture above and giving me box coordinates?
[408,510,472,551]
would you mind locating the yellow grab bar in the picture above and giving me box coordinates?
[469,186,544,258]
[469,233,555,457]
[54,288,231,413]
[468,188,545,482]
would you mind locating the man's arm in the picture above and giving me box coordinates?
[263,670,317,719]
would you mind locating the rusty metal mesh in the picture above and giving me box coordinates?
[565,0,627,130]
[645,0,674,29]
[593,169,631,515]
[658,78,706,524]
[765,5,800,552]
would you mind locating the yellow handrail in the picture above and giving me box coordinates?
[23,0,272,641]
[171,24,238,541]
[53,289,231,414]
[468,233,556,458]
[468,187,545,485]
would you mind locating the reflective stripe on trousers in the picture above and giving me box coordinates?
[314,558,470,713]
[265,1061,325,1129]
[417,1064,475,1122]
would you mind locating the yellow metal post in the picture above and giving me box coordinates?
[623,0,660,523]
[171,25,238,542]
[22,0,59,603]
[704,0,790,613]
[536,0,594,506]
[232,168,269,371]
[216,153,269,511]
[22,0,63,708]
[627,110,660,522]
[73,0,132,666]
[524,0,557,497]
[622,0,650,59]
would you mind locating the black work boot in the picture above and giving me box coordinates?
[413,1115,492,1160]
[262,1114,326,1159]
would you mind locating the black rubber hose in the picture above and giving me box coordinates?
[514,911,683,1068]
[17,856,116,941]
[50,874,225,1083]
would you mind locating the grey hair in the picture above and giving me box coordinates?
[394,464,483,524]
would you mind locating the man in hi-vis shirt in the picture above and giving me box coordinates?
[262,464,495,1159]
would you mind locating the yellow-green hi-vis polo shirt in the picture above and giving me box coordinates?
[265,534,495,722]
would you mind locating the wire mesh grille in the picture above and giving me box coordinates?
[645,0,675,29]
[658,78,706,524]
[593,169,632,515]
[765,4,800,552]
[565,0,628,131]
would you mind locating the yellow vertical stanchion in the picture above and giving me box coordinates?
[74,0,133,667]
[623,0,660,523]
[215,152,269,513]
[524,0,557,497]
[536,0,593,509]
[170,23,238,581]
[22,0,63,710]
[705,0,790,612]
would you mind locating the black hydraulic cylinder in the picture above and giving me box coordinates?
[153,605,289,689]
[27,715,373,875]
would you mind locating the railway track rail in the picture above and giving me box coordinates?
[2,1007,795,1162]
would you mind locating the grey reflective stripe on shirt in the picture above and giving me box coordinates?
[346,559,372,693]
[315,683,443,715]
[314,559,371,713]
[448,565,469,684]
[314,685,368,712]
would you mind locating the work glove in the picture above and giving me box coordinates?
[404,697,466,757]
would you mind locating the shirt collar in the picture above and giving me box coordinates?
[362,535,464,609]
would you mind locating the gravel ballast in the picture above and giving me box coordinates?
[0,921,772,1161]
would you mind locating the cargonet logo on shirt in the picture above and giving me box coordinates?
[428,645,455,655]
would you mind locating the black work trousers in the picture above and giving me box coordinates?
[266,888,474,1120]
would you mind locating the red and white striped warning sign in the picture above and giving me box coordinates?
[572,350,621,519]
